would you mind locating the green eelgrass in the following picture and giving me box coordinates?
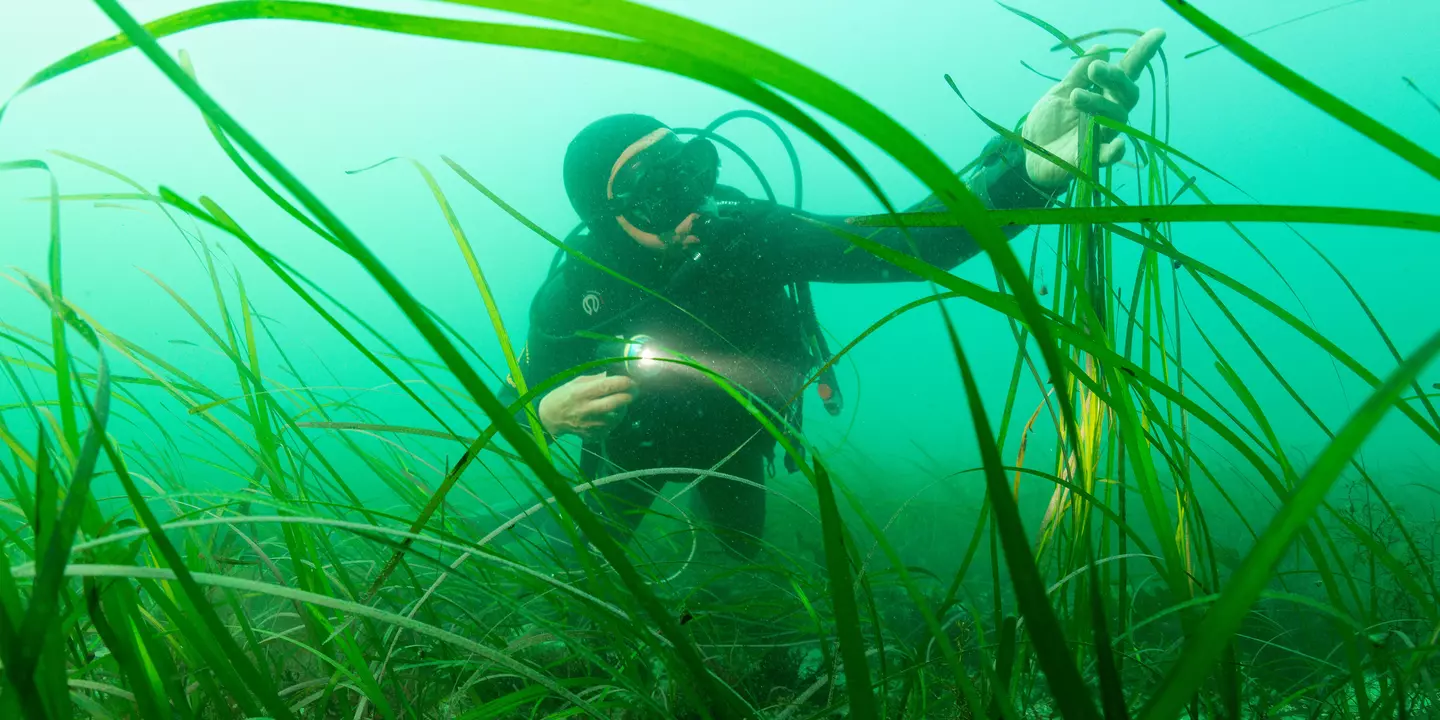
[1,0,1437,717]
[852,204,1440,233]
[1182,0,1368,59]
[1159,0,1440,181]
[1404,76,1440,116]
[342,156,545,457]
[0,161,76,460]
[91,5,760,716]
[13,30,1087,719]
[1139,328,1440,719]
[3,0,1090,509]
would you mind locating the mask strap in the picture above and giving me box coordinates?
[607,128,672,200]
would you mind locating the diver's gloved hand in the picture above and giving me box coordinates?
[538,372,636,441]
[1021,28,1167,188]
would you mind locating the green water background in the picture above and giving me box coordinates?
[1,0,1438,569]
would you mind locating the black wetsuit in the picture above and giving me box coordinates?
[496,122,1053,564]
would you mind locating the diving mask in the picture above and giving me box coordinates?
[606,130,720,239]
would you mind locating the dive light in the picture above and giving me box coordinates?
[615,334,664,379]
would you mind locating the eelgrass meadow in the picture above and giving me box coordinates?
[2,1,1439,718]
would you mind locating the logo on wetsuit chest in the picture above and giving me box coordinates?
[581,291,603,316]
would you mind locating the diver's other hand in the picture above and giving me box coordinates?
[537,373,636,441]
[1021,28,1167,188]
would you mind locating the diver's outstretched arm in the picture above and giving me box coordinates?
[737,28,1167,285]
[729,133,1056,285]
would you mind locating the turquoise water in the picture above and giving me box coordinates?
[1,1,1439,714]
[4,1,1439,543]
[5,0,1436,495]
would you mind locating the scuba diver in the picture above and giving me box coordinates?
[494,31,1167,567]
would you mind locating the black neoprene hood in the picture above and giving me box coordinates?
[562,113,668,225]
